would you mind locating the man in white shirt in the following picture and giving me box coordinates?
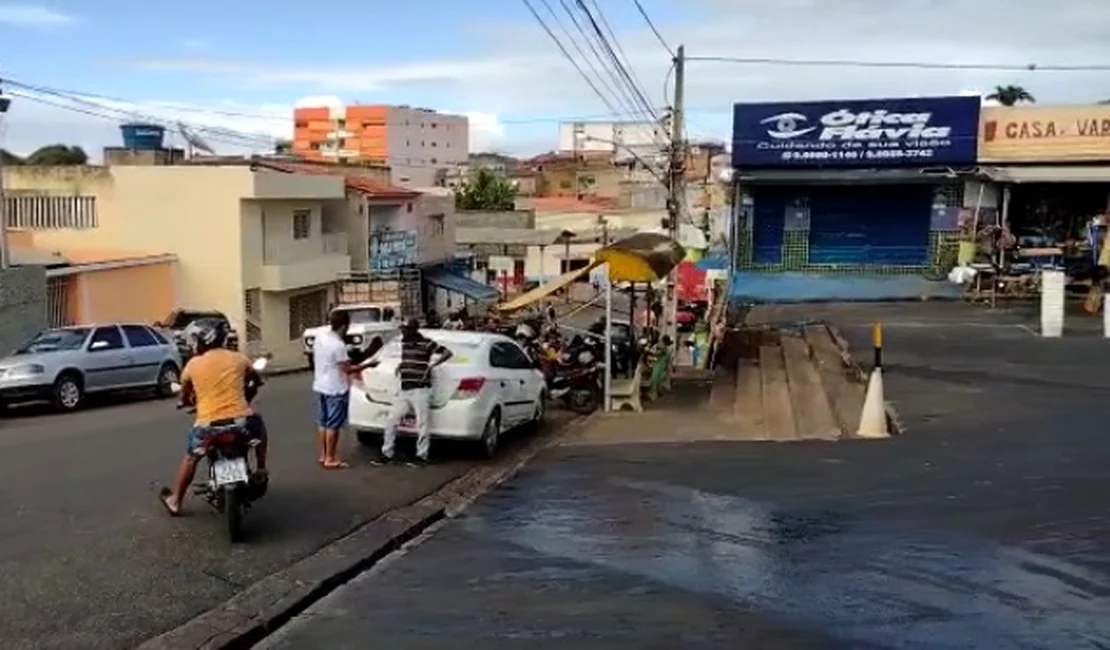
[312,309,358,469]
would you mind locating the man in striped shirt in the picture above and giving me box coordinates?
[378,319,452,466]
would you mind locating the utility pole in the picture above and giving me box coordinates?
[0,82,10,270]
[665,45,685,350]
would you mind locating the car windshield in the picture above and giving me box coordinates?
[16,328,90,354]
[343,308,382,324]
[374,336,480,364]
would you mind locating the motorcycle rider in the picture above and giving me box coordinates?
[159,320,268,517]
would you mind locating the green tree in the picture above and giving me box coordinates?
[986,85,1035,106]
[24,144,88,165]
[455,168,517,210]
[0,149,23,165]
[273,138,294,154]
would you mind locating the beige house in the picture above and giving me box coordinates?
[4,161,458,367]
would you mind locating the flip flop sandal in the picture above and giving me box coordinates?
[322,461,350,470]
[158,487,182,517]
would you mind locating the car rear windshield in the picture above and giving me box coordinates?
[17,328,90,354]
[374,337,480,363]
[171,312,226,329]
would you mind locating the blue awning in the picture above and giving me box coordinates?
[425,268,500,301]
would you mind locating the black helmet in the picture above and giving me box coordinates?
[185,318,228,355]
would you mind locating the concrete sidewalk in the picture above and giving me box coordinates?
[254,302,1110,649]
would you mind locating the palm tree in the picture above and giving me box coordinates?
[986,85,1035,106]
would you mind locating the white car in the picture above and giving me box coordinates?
[303,303,401,367]
[349,330,546,458]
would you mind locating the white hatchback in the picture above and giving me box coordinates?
[349,330,547,457]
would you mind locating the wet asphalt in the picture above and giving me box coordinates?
[259,302,1110,649]
[0,372,555,650]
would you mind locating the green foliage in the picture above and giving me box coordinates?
[986,85,1035,107]
[16,144,89,165]
[454,168,517,210]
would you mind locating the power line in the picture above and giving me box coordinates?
[584,0,660,124]
[575,0,660,125]
[631,0,673,56]
[542,0,642,121]
[687,55,1110,72]
[519,0,623,117]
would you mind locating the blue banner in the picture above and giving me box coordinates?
[731,96,981,168]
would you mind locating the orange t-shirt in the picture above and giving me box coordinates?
[181,348,253,425]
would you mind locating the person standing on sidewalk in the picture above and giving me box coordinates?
[313,309,357,469]
[377,319,452,466]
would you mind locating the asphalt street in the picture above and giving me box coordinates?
[0,372,570,650]
[259,302,1110,649]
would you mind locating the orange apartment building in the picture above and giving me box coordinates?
[293,104,469,187]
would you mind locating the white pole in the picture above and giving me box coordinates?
[603,262,612,412]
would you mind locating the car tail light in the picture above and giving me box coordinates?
[451,377,486,400]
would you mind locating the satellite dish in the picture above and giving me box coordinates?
[178,121,215,156]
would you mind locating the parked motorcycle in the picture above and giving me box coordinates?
[170,356,270,542]
[548,346,603,413]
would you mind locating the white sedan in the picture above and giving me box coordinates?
[349,330,547,457]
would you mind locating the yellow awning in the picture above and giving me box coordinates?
[496,260,601,313]
[594,232,686,283]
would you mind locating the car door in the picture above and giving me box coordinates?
[81,325,133,390]
[487,342,525,426]
[502,340,542,422]
[121,325,165,385]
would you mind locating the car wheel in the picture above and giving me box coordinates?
[478,408,502,459]
[52,372,84,412]
[527,392,546,432]
[155,362,180,398]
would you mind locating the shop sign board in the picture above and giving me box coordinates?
[370,230,417,270]
[732,96,981,168]
[979,105,1110,163]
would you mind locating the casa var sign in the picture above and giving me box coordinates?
[980,105,1110,163]
[731,96,981,168]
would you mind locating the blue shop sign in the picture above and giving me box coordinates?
[731,96,980,168]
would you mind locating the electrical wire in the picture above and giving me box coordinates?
[584,0,660,123]
[541,0,643,121]
[574,0,660,125]
[631,0,673,56]
[686,55,1110,72]
[519,0,623,117]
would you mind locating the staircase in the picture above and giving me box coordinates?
[709,324,871,441]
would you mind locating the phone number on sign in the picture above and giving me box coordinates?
[781,149,937,162]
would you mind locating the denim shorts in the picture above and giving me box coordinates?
[314,392,350,430]
[187,413,267,453]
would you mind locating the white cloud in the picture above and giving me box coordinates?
[0,4,74,28]
[9,0,1110,156]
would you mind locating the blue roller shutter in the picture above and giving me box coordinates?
[807,185,932,265]
[751,187,789,265]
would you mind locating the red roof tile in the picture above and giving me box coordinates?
[255,160,419,199]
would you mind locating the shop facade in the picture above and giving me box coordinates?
[729,96,982,283]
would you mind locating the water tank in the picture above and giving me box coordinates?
[120,123,166,150]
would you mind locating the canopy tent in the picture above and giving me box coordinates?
[424,267,501,301]
[594,232,686,282]
[495,260,602,313]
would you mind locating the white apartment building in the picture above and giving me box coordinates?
[384,106,469,187]
[557,120,666,164]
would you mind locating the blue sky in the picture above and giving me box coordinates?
[2,0,1109,158]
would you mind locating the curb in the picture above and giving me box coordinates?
[136,412,598,650]
[825,323,904,436]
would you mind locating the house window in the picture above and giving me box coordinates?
[428,213,445,236]
[294,120,308,129]
[292,209,311,239]
[244,289,260,318]
[406,203,413,213]
[288,290,327,340]
[5,195,98,229]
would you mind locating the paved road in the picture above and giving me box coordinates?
[260,303,1110,649]
[0,373,570,650]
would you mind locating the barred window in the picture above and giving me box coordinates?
[5,195,98,229]
[288,290,327,341]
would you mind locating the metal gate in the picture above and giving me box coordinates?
[46,275,72,327]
